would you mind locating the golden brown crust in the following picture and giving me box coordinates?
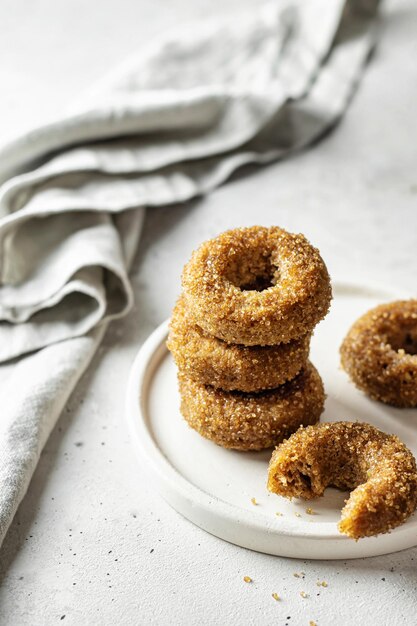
[178,361,325,451]
[340,300,417,407]
[267,421,417,539]
[167,295,311,392]
[181,226,332,346]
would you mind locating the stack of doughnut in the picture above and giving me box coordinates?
[167,226,332,451]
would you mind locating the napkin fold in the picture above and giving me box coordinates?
[0,0,379,545]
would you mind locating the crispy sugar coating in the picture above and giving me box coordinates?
[340,300,417,407]
[167,295,310,392]
[267,422,417,539]
[181,226,332,346]
[178,361,325,451]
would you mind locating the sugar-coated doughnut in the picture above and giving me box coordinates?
[181,226,332,346]
[167,295,310,392]
[178,361,325,451]
[267,421,417,539]
[340,300,417,407]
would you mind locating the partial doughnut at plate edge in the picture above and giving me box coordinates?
[167,294,311,392]
[267,421,417,539]
[340,300,417,407]
[181,225,332,346]
[178,361,325,451]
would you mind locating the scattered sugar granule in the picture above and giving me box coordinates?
[306,507,316,515]
[294,512,302,518]
[243,576,252,583]
[300,591,308,598]
[251,497,258,506]
[275,511,283,517]
[272,593,280,601]
[316,581,328,588]
[310,621,317,626]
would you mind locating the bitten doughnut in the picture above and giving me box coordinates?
[182,226,332,346]
[178,361,325,451]
[267,422,417,539]
[340,300,417,407]
[167,295,310,392]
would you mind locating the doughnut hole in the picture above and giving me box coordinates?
[386,324,417,356]
[224,246,280,292]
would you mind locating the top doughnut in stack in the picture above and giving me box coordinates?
[167,226,332,450]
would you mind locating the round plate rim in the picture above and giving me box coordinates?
[125,280,417,554]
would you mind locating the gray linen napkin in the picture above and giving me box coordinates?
[0,0,379,544]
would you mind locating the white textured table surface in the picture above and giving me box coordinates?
[0,1,417,624]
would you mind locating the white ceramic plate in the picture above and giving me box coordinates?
[126,282,417,559]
